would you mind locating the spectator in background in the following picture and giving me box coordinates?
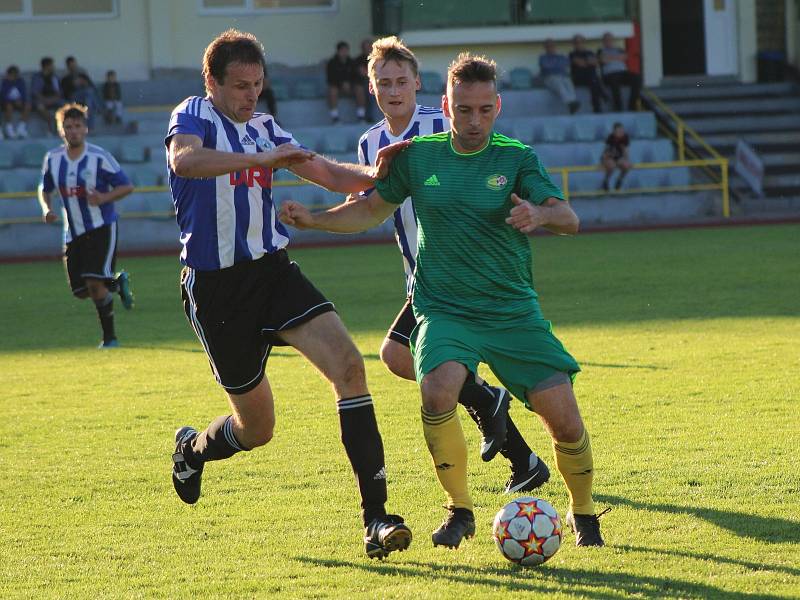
[355,38,376,122]
[598,32,641,112]
[31,57,64,134]
[570,34,607,114]
[61,56,94,101]
[0,65,30,139]
[103,70,123,124]
[72,74,102,128]
[326,41,367,123]
[601,122,631,191]
[539,38,580,114]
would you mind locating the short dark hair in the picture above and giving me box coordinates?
[368,36,419,79]
[336,41,349,52]
[202,29,266,91]
[613,121,623,129]
[106,70,116,77]
[66,56,76,65]
[41,57,54,69]
[55,103,88,128]
[447,52,497,88]
[7,65,19,76]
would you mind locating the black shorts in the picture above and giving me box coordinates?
[181,249,336,395]
[386,298,416,347]
[64,222,118,296]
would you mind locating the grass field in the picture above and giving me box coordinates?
[1,224,798,599]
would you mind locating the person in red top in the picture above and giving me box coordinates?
[601,122,631,191]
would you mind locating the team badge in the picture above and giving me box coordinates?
[80,169,94,181]
[255,137,272,151]
[486,174,508,190]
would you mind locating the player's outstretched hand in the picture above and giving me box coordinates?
[43,210,58,224]
[374,139,412,179]
[264,144,315,170]
[278,200,314,229]
[505,193,545,234]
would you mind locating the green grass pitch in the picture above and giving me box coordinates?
[1,224,798,599]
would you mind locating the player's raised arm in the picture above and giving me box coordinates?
[279,189,397,233]
[505,194,579,235]
[289,139,411,193]
[168,133,314,178]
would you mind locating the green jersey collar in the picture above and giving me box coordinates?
[449,131,492,156]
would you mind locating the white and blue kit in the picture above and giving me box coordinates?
[358,104,447,296]
[41,143,130,244]
[166,96,303,272]
[166,96,335,393]
[357,105,447,344]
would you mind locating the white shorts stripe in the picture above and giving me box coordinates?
[103,221,117,278]
[261,301,334,333]
[184,269,222,383]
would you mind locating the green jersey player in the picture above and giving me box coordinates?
[280,52,606,550]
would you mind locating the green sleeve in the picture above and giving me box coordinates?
[374,147,412,205]
[516,147,564,205]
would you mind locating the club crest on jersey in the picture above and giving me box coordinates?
[255,137,272,151]
[80,169,94,181]
[486,174,508,190]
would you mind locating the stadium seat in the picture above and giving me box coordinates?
[539,120,567,143]
[293,78,320,99]
[131,167,163,187]
[19,143,48,169]
[119,142,149,164]
[511,121,538,144]
[0,170,38,194]
[571,120,601,142]
[321,132,350,154]
[270,79,290,101]
[0,146,15,169]
[508,67,534,90]
[419,71,444,94]
[632,112,657,138]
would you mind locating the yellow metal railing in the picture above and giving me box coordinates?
[0,159,732,225]
[550,159,729,217]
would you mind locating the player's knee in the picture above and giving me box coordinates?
[420,376,458,414]
[379,340,414,380]
[552,419,584,444]
[241,418,275,449]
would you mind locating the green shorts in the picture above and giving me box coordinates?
[410,313,580,410]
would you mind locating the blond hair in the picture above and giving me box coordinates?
[367,36,419,79]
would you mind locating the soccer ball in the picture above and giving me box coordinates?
[492,496,562,566]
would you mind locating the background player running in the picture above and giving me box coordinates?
[281,52,606,550]
[354,36,549,493]
[38,102,135,349]
[166,29,410,560]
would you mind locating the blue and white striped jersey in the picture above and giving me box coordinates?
[357,104,447,296]
[166,96,301,271]
[41,143,130,244]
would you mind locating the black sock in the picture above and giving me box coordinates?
[94,294,115,343]
[500,416,534,472]
[459,377,532,472]
[185,415,249,468]
[337,395,387,527]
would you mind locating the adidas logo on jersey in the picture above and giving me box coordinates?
[373,467,387,480]
[424,174,440,186]
[240,134,255,145]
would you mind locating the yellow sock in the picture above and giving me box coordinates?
[553,428,595,515]
[421,406,473,511]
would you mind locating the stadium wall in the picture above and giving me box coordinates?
[0,0,372,80]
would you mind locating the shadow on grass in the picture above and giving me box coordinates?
[581,361,666,370]
[294,556,785,599]
[611,544,800,578]
[597,494,800,545]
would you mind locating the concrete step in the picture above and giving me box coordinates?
[651,81,796,102]
[667,96,800,118]
[686,114,800,134]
